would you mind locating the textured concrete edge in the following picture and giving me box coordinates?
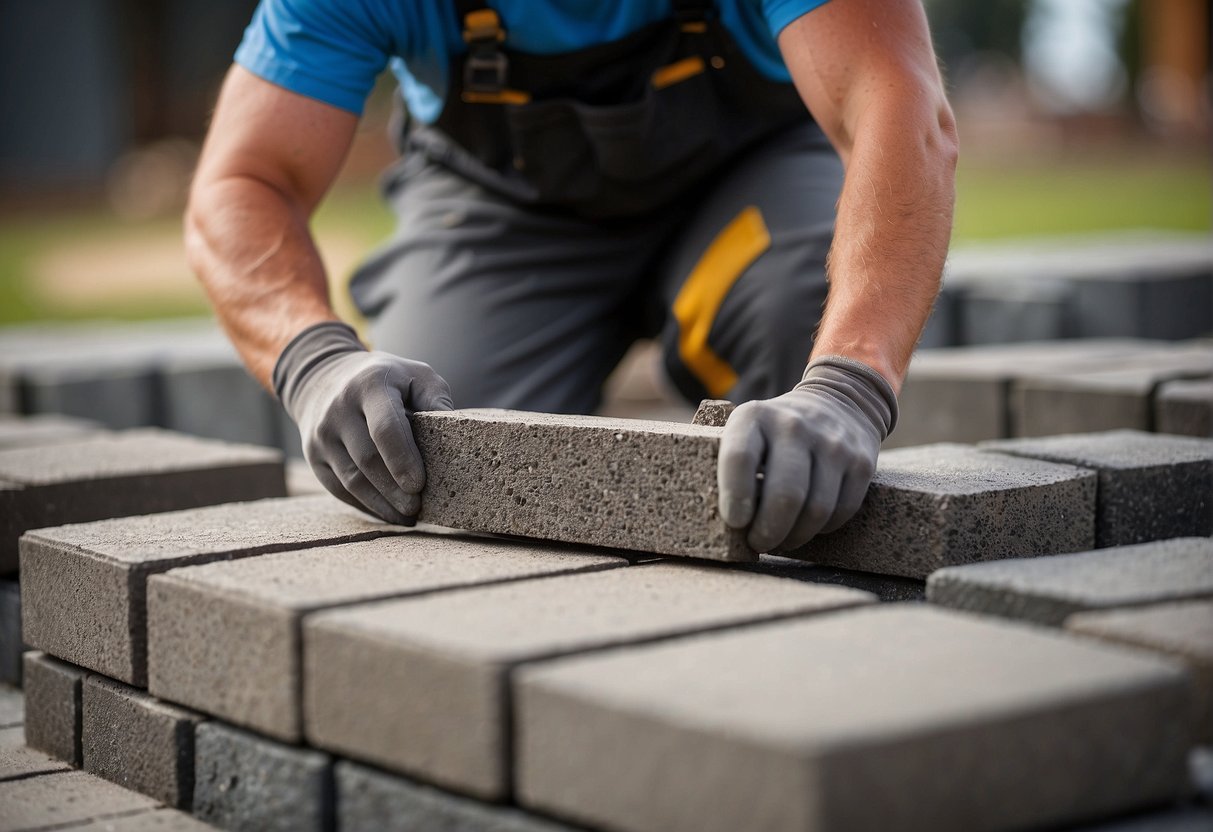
[22,650,84,766]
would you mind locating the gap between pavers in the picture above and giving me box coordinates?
[412,409,752,561]
[515,604,1196,832]
[785,443,1097,578]
[20,495,401,686]
[0,428,287,574]
[926,537,1213,627]
[147,535,630,741]
[980,430,1213,547]
[303,561,874,801]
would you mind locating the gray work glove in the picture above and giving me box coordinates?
[718,355,897,553]
[273,321,454,525]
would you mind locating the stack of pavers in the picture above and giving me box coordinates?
[3,399,1211,831]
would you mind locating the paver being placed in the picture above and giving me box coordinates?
[193,721,332,832]
[1067,601,1213,740]
[786,443,1097,579]
[83,673,203,808]
[304,562,872,799]
[21,495,397,685]
[516,605,1196,832]
[0,769,161,830]
[412,409,752,561]
[926,537,1213,627]
[1157,379,1213,438]
[0,414,105,449]
[148,535,627,741]
[0,428,287,573]
[23,651,84,766]
[0,724,70,780]
[337,760,578,832]
[981,430,1213,547]
[1,578,22,685]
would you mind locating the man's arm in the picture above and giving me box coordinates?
[718,0,958,552]
[186,66,453,525]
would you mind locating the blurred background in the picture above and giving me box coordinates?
[0,0,1208,327]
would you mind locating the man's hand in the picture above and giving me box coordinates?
[274,322,454,525]
[718,356,897,553]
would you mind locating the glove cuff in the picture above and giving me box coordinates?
[272,321,364,406]
[797,355,899,440]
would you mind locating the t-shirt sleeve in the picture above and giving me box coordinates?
[234,0,397,115]
[760,0,831,37]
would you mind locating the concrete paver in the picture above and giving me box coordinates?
[304,562,872,799]
[0,769,161,830]
[516,605,1195,832]
[0,726,70,781]
[1156,379,1213,438]
[23,652,83,766]
[63,807,221,830]
[147,535,626,741]
[20,495,398,685]
[0,415,105,450]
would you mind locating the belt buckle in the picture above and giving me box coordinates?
[464,49,509,94]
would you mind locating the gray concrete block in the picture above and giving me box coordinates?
[337,760,578,832]
[742,555,926,602]
[890,339,1166,448]
[0,724,70,780]
[0,683,22,727]
[0,579,22,685]
[0,428,287,573]
[64,808,221,831]
[22,360,161,429]
[0,414,106,449]
[955,278,1072,345]
[516,605,1196,832]
[1067,601,1213,741]
[1013,348,1213,437]
[413,409,753,561]
[916,282,960,349]
[926,537,1213,627]
[0,769,161,829]
[981,430,1213,547]
[1070,268,1213,342]
[304,562,872,800]
[23,651,83,766]
[148,535,627,741]
[1157,380,1213,438]
[691,399,734,427]
[787,443,1097,579]
[161,357,280,448]
[21,495,397,686]
[193,721,332,832]
[82,673,203,808]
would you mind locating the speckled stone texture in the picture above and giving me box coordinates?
[1157,380,1213,438]
[1067,600,1213,741]
[0,428,287,573]
[337,761,579,832]
[691,399,735,427]
[981,430,1213,546]
[23,651,83,766]
[148,535,626,741]
[0,769,161,830]
[82,673,203,808]
[0,725,70,780]
[20,495,396,685]
[786,443,1097,579]
[516,605,1195,832]
[304,562,872,800]
[926,537,1213,626]
[413,409,752,561]
[193,721,332,832]
[0,414,105,449]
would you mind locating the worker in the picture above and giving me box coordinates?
[186,0,958,553]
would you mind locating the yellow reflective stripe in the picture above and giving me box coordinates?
[672,206,770,398]
[680,22,708,33]
[463,9,505,42]
[460,89,532,105]
[651,55,705,90]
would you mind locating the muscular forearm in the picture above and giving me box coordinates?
[185,175,341,388]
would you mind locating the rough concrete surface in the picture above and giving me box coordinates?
[1157,379,1213,438]
[0,428,287,572]
[337,760,580,832]
[926,537,1213,626]
[691,399,735,427]
[516,605,1195,832]
[20,495,397,685]
[413,409,753,561]
[0,725,70,780]
[304,562,872,800]
[787,443,1098,578]
[148,535,626,741]
[0,579,22,685]
[83,673,203,808]
[1067,600,1213,740]
[0,769,161,830]
[981,430,1213,547]
[23,651,83,766]
[193,721,332,832]
[63,808,221,830]
[0,414,105,449]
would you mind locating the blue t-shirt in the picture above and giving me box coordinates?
[234,0,829,122]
